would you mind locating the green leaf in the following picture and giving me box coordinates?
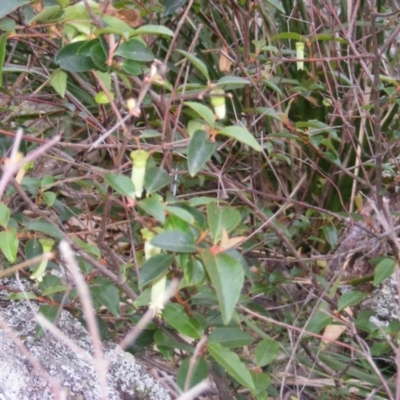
[208,328,254,348]
[207,343,255,392]
[184,102,215,128]
[255,338,280,367]
[218,126,262,151]
[200,250,244,325]
[36,305,59,338]
[151,231,197,253]
[73,238,101,259]
[114,39,154,62]
[122,60,143,76]
[42,191,56,207]
[139,254,174,288]
[338,291,366,311]
[0,0,33,20]
[207,202,241,243]
[133,25,174,37]
[25,239,42,271]
[165,206,195,225]
[216,76,250,90]
[153,329,194,353]
[50,69,67,98]
[177,357,209,390]
[187,130,216,176]
[90,276,120,318]
[176,50,210,82]
[90,41,108,72]
[25,219,63,240]
[94,91,114,104]
[0,229,18,263]
[137,195,165,223]
[374,258,397,286]
[55,41,96,72]
[163,303,203,339]
[271,32,302,41]
[104,172,135,199]
[0,202,10,228]
[305,310,333,334]
[322,224,337,249]
[144,167,172,194]
[164,0,186,16]
[29,5,63,23]
[0,32,8,87]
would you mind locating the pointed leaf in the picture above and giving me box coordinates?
[208,327,254,348]
[338,291,366,311]
[305,311,333,334]
[207,343,255,392]
[90,276,120,318]
[50,69,67,98]
[137,195,165,223]
[114,39,154,62]
[163,303,203,339]
[218,126,262,151]
[0,32,8,87]
[184,102,215,128]
[145,167,172,194]
[255,338,280,367]
[139,254,174,288]
[207,202,241,243]
[25,219,63,240]
[0,202,10,228]
[165,206,195,225]
[177,357,209,390]
[151,230,197,253]
[133,25,174,37]
[0,0,33,20]
[55,41,96,72]
[104,172,135,199]
[374,258,397,286]
[200,249,244,324]
[188,130,216,176]
[176,50,210,82]
[216,76,250,90]
[0,229,18,262]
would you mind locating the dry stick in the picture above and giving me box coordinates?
[59,240,110,400]
[176,380,211,400]
[0,252,53,279]
[0,314,62,398]
[184,335,208,392]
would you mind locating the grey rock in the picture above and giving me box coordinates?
[0,280,170,400]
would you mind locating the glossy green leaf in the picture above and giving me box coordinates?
[0,0,33,20]
[133,25,174,37]
[90,276,120,318]
[55,41,96,72]
[25,219,63,240]
[164,0,186,16]
[25,239,42,271]
[29,5,62,23]
[0,32,8,87]
[90,41,108,72]
[207,202,241,243]
[251,371,271,395]
[139,254,174,288]
[42,191,56,207]
[104,172,135,199]
[137,195,165,223]
[322,224,337,249]
[0,202,10,228]
[0,229,18,263]
[338,291,366,311]
[255,337,280,367]
[177,357,209,390]
[374,258,397,286]
[50,69,67,98]
[218,126,262,151]
[201,249,244,324]
[165,206,195,225]
[163,303,203,339]
[144,167,172,194]
[122,60,143,76]
[153,329,194,353]
[187,130,216,176]
[151,230,197,253]
[176,50,210,82]
[73,238,101,259]
[216,76,250,90]
[184,102,215,128]
[305,310,333,334]
[114,39,154,62]
[208,327,254,348]
[207,343,255,392]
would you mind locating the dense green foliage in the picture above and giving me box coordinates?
[1,0,400,398]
